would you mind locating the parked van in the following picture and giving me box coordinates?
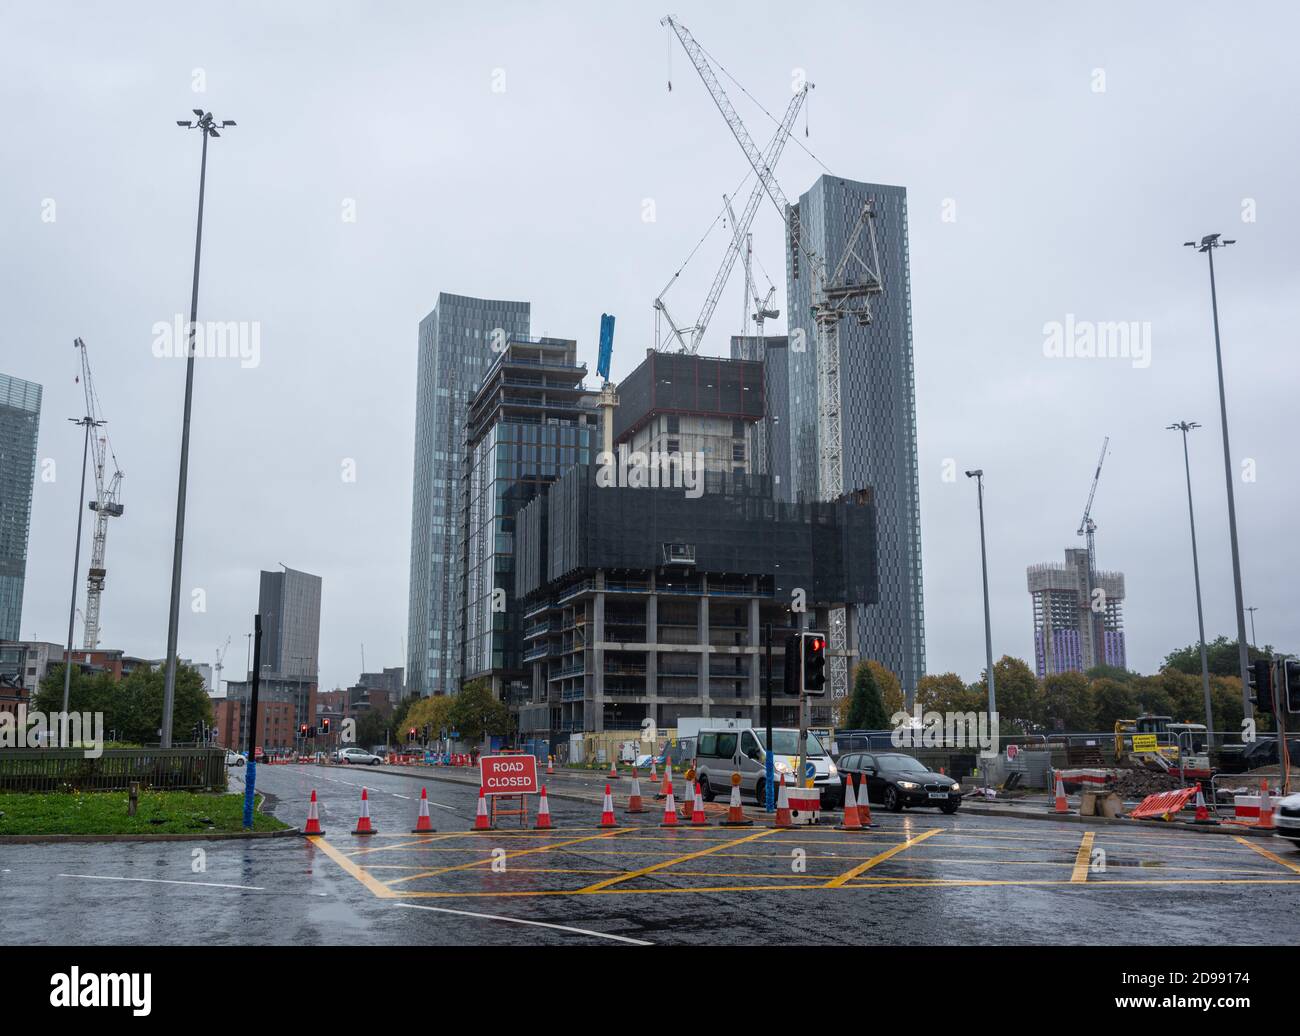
[693,726,842,808]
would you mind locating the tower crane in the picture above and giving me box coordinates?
[74,338,124,650]
[214,634,232,695]
[662,15,885,702]
[1077,436,1110,669]
[655,18,809,354]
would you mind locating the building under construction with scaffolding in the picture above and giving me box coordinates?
[1027,548,1127,676]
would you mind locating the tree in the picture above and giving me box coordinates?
[1041,671,1094,731]
[916,673,982,715]
[1162,636,1277,678]
[970,656,1039,733]
[866,660,904,715]
[845,661,889,730]
[1090,677,1140,731]
[405,694,453,739]
[448,679,509,744]
[35,660,211,745]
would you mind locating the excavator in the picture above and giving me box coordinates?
[1114,714,1211,778]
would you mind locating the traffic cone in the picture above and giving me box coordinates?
[473,786,492,831]
[1050,770,1072,814]
[719,776,753,826]
[1191,784,1217,825]
[858,784,874,827]
[769,774,793,828]
[535,785,553,829]
[626,771,646,814]
[599,783,617,828]
[303,789,325,835]
[1259,780,1276,831]
[660,781,678,827]
[649,757,658,782]
[689,782,708,826]
[837,775,864,831]
[411,786,436,833]
[608,760,618,780]
[546,755,554,776]
[351,787,376,835]
[657,761,672,800]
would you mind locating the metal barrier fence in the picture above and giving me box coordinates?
[0,748,228,793]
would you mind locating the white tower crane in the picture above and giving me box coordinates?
[1077,436,1110,669]
[662,15,885,702]
[74,338,124,650]
[214,634,232,695]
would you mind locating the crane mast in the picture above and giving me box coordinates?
[74,338,124,650]
[1077,436,1110,669]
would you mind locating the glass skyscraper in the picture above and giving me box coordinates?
[0,374,42,642]
[257,566,322,678]
[783,175,926,699]
[407,293,530,696]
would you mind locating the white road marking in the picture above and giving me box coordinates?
[58,873,264,891]
[394,903,652,945]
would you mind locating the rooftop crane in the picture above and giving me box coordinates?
[1077,436,1110,669]
[73,337,124,650]
[655,18,809,354]
[214,634,232,695]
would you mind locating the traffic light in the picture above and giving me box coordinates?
[801,632,828,695]
[322,718,330,734]
[784,634,801,694]
[1285,659,1300,715]
[299,723,308,738]
[1248,660,1274,715]
[408,727,417,741]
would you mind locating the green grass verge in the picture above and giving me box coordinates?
[0,789,292,836]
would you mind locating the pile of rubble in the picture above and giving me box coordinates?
[1112,768,1184,800]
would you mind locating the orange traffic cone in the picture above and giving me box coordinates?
[546,755,554,776]
[770,774,793,829]
[657,761,672,800]
[608,760,618,780]
[660,780,678,827]
[1191,784,1217,825]
[649,757,658,782]
[626,771,646,814]
[411,786,436,833]
[689,782,708,826]
[303,789,325,835]
[719,776,753,827]
[599,783,617,827]
[1051,770,1072,814]
[473,786,492,831]
[858,784,874,827]
[1259,781,1276,831]
[535,785,553,829]
[352,787,376,835]
[837,775,864,831]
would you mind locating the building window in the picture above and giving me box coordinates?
[667,415,679,434]
[732,419,744,438]
[732,442,745,461]
[666,438,680,454]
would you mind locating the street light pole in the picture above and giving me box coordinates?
[1184,233,1251,717]
[161,110,235,747]
[1168,421,1214,742]
[965,470,996,716]
[1246,606,1258,648]
[61,415,102,740]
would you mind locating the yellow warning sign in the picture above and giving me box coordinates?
[1132,734,1159,752]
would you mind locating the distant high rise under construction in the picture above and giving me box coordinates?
[1027,548,1126,676]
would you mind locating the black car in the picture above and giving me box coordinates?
[837,751,962,813]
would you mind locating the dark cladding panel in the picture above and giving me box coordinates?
[612,351,765,443]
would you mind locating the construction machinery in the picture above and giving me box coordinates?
[1077,436,1109,669]
[73,337,124,649]
[1114,714,1211,776]
[661,14,885,703]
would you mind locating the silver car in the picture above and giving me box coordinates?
[693,727,842,808]
[337,747,382,766]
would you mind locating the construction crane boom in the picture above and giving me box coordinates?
[74,338,124,650]
[1077,436,1110,668]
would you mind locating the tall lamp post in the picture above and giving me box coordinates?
[965,469,996,716]
[1246,606,1259,648]
[161,110,235,747]
[61,415,103,739]
[1184,234,1251,717]
[1168,421,1214,742]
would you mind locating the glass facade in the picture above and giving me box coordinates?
[0,374,42,641]
[784,176,926,699]
[407,294,530,696]
[257,567,322,678]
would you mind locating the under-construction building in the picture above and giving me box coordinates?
[1027,548,1126,676]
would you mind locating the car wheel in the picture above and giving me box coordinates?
[885,785,903,812]
[370,757,381,765]
[701,776,717,802]
[940,801,960,815]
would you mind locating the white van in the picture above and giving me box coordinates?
[693,726,842,808]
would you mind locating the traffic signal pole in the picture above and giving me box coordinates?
[764,622,774,812]
[242,615,262,830]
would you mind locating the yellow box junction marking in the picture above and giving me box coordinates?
[1234,835,1300,874]
[824,827,942,887]
[308,835,396,899]
[385,828,632,886]
[577,827,779,893]
[1070,831,1095,883]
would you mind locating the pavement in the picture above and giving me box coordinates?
[3,761,1299,946]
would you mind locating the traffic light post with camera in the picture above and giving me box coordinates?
[1248,655,1299,796]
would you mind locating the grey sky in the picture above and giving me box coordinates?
[3,1,1296,693]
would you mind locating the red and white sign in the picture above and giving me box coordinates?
[479,754,539,796]
[1006,744,1019,761]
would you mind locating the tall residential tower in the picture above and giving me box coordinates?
[1028,548,1126,676]
[407,293,530,696]
[0,374,42,641]
[782,176,926,700]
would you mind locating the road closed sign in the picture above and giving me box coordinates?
[480,754,539,796]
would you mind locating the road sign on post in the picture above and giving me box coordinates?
[479,754,539,796]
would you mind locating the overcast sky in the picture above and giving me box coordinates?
[3,1,1297,693]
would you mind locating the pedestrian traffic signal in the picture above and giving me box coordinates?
[1284,659,1300,715]
[1248,660,1274,715]
[801,632,828,695]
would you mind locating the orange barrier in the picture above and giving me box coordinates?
[1128,786,1197,821]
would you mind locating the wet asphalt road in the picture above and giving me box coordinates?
[3,762,1299,946]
